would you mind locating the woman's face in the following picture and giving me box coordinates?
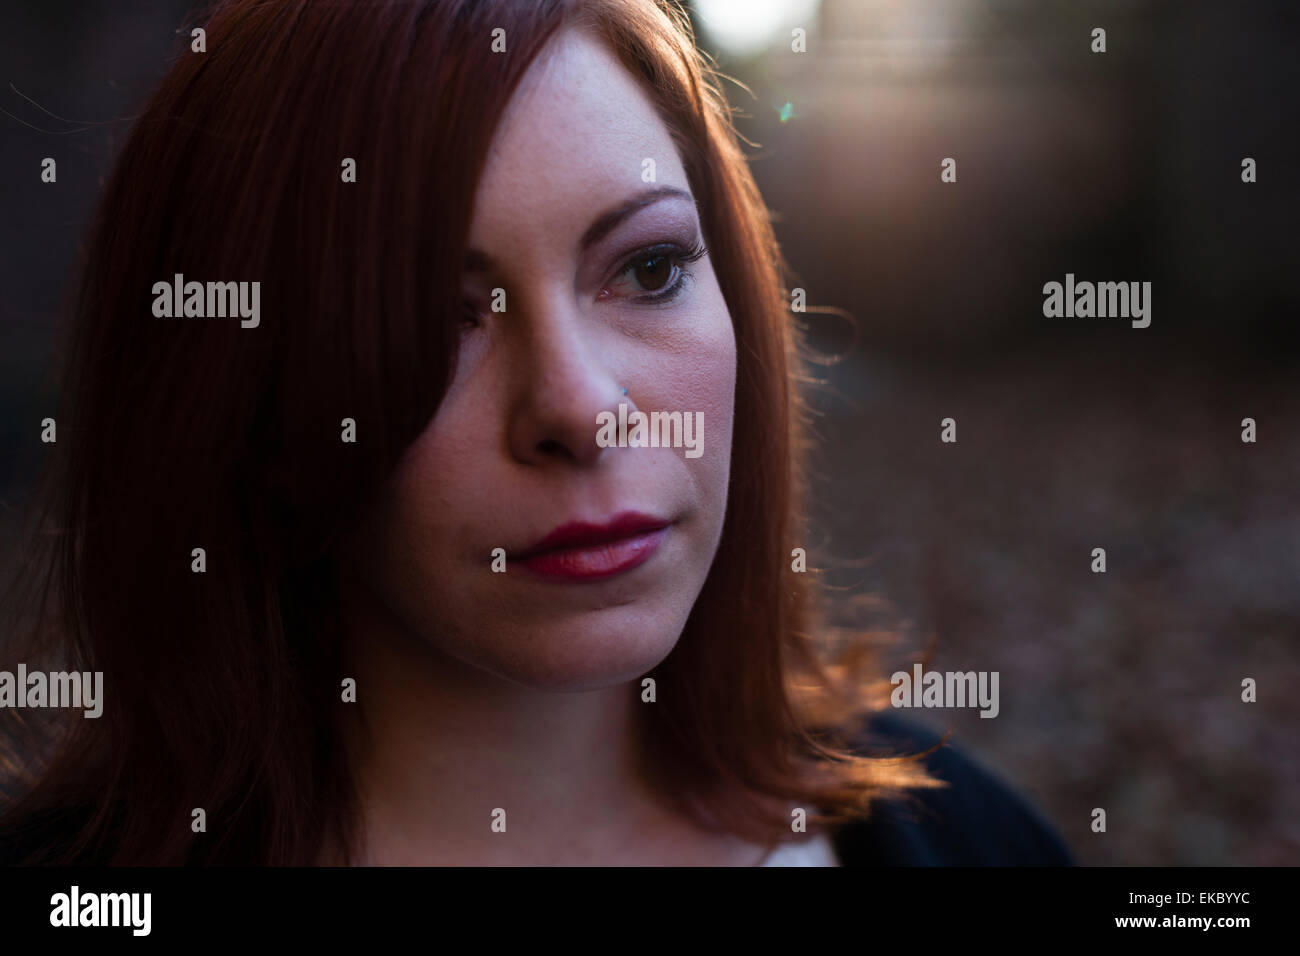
[346,28,737,691]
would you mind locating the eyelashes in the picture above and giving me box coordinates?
[602,239,708,306]
[460,238,708,329]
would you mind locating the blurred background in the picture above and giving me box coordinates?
[2,0,1297,864]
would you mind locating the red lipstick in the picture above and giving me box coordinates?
[514,512,670,580]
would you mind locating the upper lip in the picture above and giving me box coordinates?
[514,511,670,559]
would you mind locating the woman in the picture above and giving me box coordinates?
[0,0,1073,866]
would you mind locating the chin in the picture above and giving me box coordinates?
[456,606,690,693]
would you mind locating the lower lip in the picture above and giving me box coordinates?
[517,526,669,581]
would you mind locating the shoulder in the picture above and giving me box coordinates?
[830,710,1076,866]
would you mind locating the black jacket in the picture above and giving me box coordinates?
[831,711,1075,865]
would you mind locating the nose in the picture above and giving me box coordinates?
[505,291,624,469]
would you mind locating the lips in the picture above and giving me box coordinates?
[513,512,670,580]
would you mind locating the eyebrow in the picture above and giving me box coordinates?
[463,185,696,274]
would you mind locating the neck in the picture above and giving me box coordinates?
[328,582,764,865]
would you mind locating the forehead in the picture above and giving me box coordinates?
[470,27,690,232]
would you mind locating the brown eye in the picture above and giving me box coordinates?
[460,299,482,329]
[600,240,705,304]
[633,254,674,291]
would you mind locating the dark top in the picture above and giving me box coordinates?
[830,711,1075,865]
[0,711,1074,866]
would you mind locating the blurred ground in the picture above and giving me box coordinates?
[802,340,1299,865]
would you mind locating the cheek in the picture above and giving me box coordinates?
[356,458,451,620]
[349,408,485,620]
[662,287,737,477]
[383,406,495,571]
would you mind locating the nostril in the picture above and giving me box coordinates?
[537,438,568,458]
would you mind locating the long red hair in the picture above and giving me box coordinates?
[0,0,937,864]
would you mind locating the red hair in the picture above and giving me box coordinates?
[0,0,937,864]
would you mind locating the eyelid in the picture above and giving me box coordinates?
[589,242,702,312]
[458,236,707,326]
[611,236,705,269]
[602,239,707,296]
